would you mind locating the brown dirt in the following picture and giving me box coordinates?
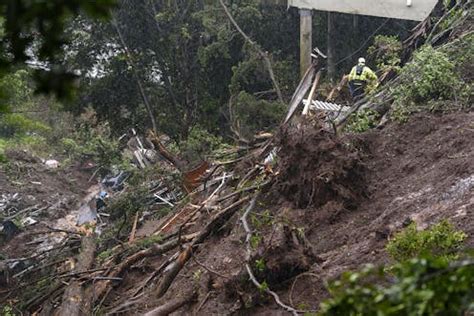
[10,110,473,315]
[0,150,93,260]
[274,119,366,210]
[168,110,474,315]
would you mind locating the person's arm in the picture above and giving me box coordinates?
[347,67,356,81]
[365,68,379,90]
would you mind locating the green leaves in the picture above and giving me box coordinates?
[392,45,466,118]
[319,257,474,316]
[0,0,116,99]
[320,222,471,315]
[386,220,467,262]
[345,109,380,133]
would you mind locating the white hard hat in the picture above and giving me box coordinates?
[358,57,366,64]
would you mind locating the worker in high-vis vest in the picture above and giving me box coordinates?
[348,57,378,101]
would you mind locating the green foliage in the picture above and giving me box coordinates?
[345,109,380,133]
[368,35,402,74]
[96,248,114,264]
[250,209,273,229]
[233,91,286,139]
[0,0,116,99]
[386,220,467,262]
[392,45,467,121]
[177,126,226,164]
[255,258,266,272]
[0,113,50,138]
[258,280,269,293]
[319,257,474,316]
[250,234,262,250]
[1,304,14,316]
[61,107,123,170]
[106,185,149,221]
[134,235,163,250]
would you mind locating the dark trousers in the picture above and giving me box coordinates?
[349,81,366,102]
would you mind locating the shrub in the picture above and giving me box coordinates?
[319,256,474,316]
[386,220,467,262]
[232,91,286,139]
[367,35,402,74]
[345,109,380,133]
[60,107,124,170]
[178,126,226,163]
[391,45,466,120]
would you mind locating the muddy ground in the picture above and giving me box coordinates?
[125,111,473,315]
[0,152,93,267]
[1,111,473,315]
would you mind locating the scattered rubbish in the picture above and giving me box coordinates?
[44,159,60,169]
[21,217,38,226]
[76,204,97,226]
[102,171,128,191]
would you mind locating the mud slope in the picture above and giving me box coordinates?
[100,111,473,315]
[270,111,474,313]
[186,111,472,315]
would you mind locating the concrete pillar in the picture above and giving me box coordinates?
[299,9,312,78]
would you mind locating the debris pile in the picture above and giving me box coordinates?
[275,120,365,209]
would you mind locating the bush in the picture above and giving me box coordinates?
[177,126,226,163]
[319,256,474,316]
[0,113,51,138]
[367,35,402,74]
[233,91,286,139]
[391,45,467,121]
[345,109,380,133]
[61,107,123,170]
[386,220,467,262]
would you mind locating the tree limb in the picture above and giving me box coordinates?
[219,0,284,104]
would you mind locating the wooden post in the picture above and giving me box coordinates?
[299,9,312,78]
[327,12,336,82]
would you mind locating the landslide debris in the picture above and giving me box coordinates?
[275,120,365,209]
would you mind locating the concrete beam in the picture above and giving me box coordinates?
[288,0,438,21]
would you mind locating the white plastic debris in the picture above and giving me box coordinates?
[22,217,38,226]
[45,159,60,169]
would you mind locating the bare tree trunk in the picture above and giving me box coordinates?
[58,236,96,316]
[327,12,336,83]
[112,17,158,132]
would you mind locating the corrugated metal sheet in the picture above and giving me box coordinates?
[303,99,350,112]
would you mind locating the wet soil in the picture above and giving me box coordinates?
[4,110,474,315]
[169,111,474,315]
[0,151,93,261]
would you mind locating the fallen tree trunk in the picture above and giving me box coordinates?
[147,130,187,171]
[90,236,185,305]
[58,235,96,316]
[153,196,251,299]
[144,289,197,316]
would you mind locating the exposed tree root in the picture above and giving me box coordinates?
[241,194,300,316]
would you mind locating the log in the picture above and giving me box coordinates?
[147,130,186,171]
[58,236,96,316]
[302,70,321,115]
[153,197,250,298]
[90,237,184,304]
[144,289,197,316]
